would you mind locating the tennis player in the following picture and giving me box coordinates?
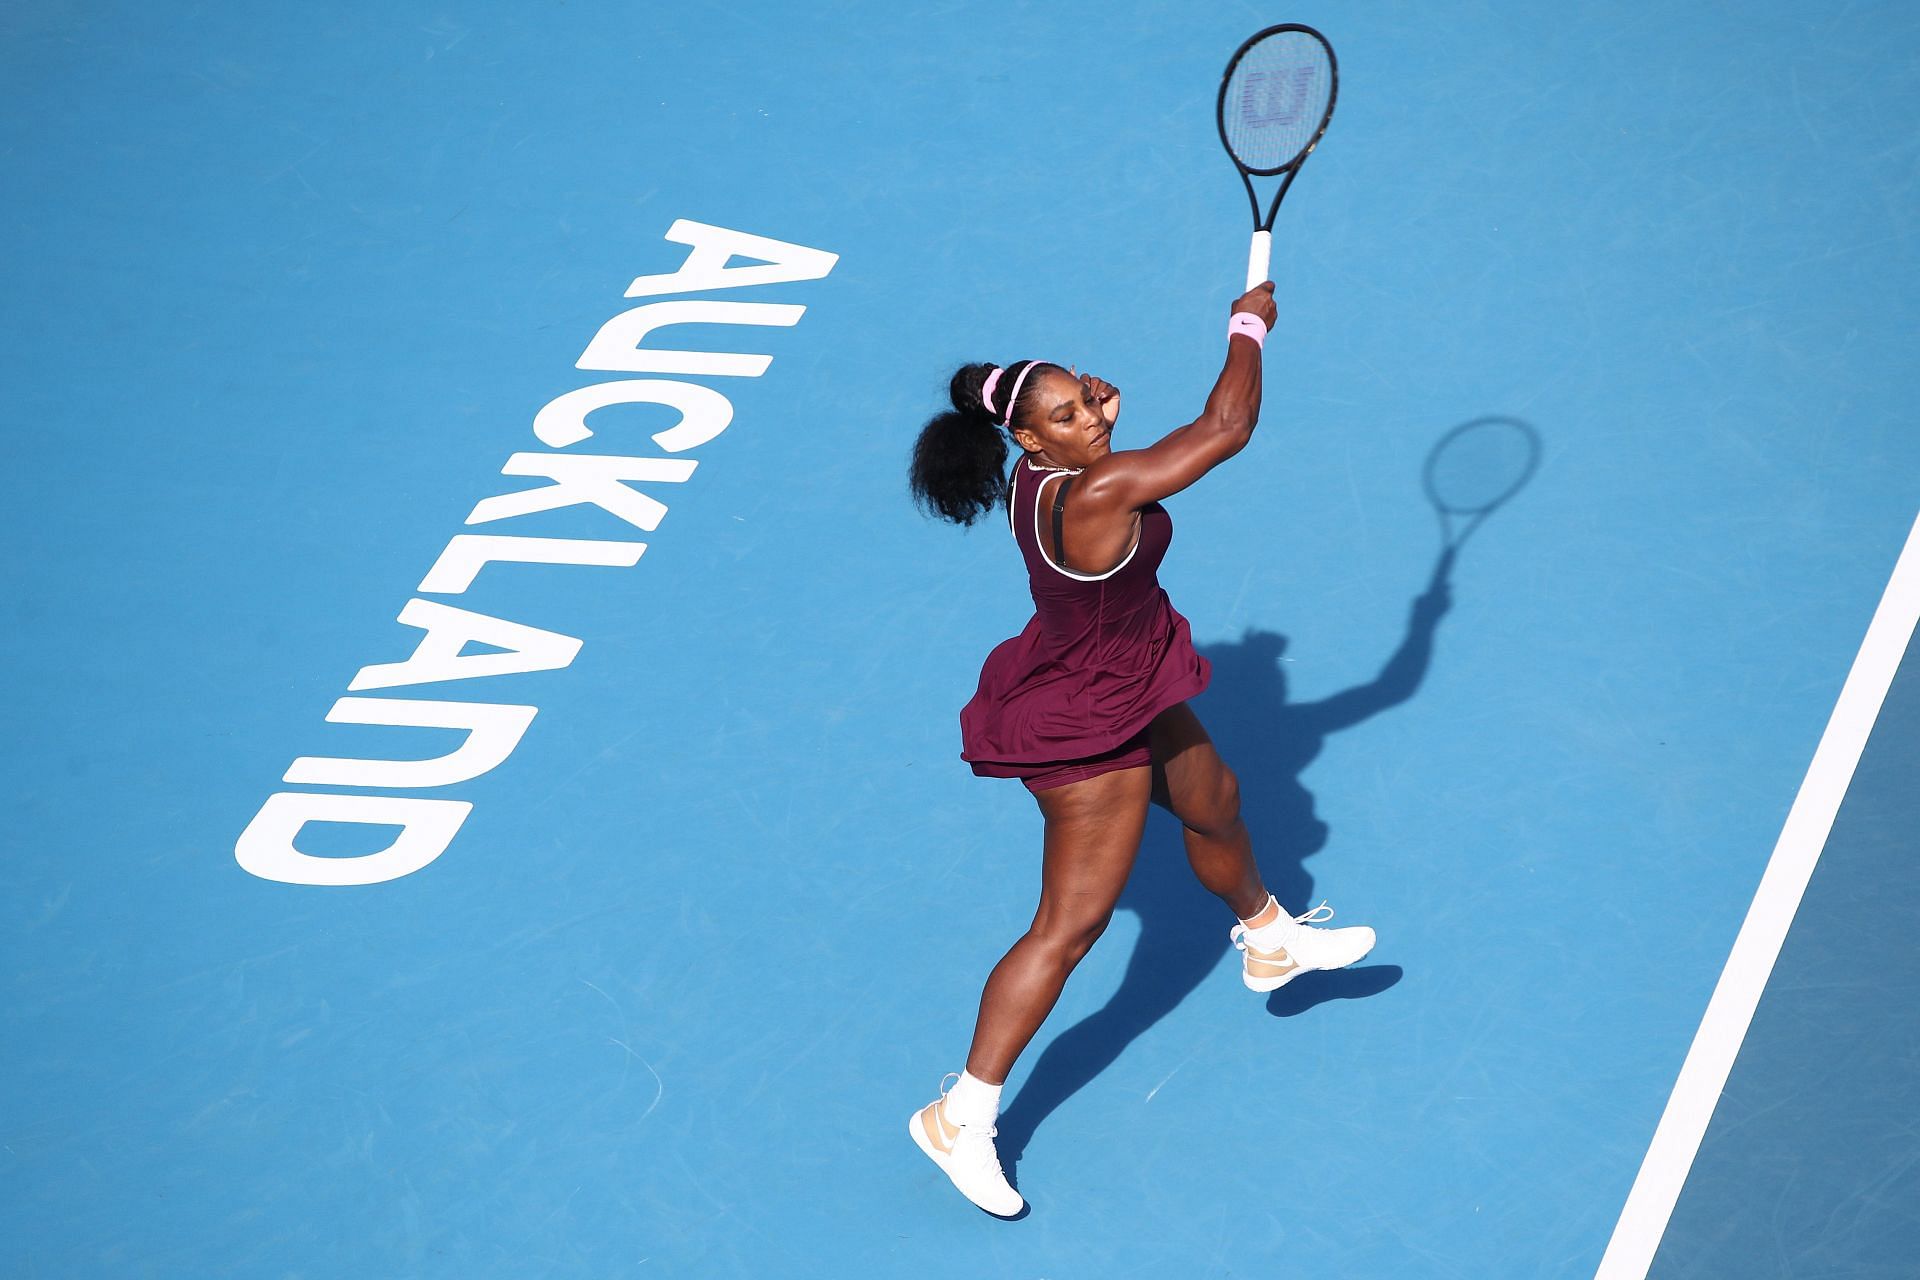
[904,282,1377,1215]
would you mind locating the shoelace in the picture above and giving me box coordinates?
[1230,899,1336,951]
[935,1074,1006,1170]
[953,1128,1006,1177]
[1295,900,1336,925]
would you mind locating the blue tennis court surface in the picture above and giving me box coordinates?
[1651,621,1920,1278]
[4,2,1918,1276]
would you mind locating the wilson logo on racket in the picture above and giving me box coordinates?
[1240,68,1319,129]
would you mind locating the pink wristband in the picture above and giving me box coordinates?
[1229,312,1268,349]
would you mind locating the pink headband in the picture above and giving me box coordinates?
[983,360,1046,427]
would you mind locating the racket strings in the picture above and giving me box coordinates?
[1221,31,1334,173]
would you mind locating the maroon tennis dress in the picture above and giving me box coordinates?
[960,453,1211,791]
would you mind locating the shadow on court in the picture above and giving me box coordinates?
[995,417,1541,1174]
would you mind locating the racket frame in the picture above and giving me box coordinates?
[1216,23,1340,289]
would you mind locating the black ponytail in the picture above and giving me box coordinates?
[909,360,1054,526]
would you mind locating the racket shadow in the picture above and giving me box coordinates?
[997,415,1540,1171]
[1426,415,1543,570]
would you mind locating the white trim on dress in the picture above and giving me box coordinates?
[1029,461,1141,583]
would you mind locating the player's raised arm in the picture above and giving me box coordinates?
[1074,283,1277,513]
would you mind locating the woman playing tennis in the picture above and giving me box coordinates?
[905,282,1376,1216]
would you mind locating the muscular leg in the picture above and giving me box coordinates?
[962,764,1153,1084]
[1149,703,1272,921]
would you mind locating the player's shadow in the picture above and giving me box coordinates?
[995,572,1449,1171]
[992,416,1542,1179]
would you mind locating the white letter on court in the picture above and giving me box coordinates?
[623,220,839,298]
[531,379,734,452]
[236,792,472,886]
[466,455,698,531]
[350,598,582,691]
[577,301,803,378]
[417,533,645,594]
[283,697,539,789]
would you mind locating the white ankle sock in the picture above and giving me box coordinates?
[944,1070,1003,1128]
[1240,895,1299,948]
[1238,893,1280,928]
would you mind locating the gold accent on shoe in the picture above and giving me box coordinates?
[918,1099,960,1154]
[1243,945,1300,981]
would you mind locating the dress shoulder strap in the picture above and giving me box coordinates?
[1051,475,1074,566]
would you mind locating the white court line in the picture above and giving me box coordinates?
[1594,511,1920,1280]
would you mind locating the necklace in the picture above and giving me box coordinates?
[1023,453,1081,474]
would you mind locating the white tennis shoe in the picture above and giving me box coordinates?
[908,1073,1023,1217]
[1229,900,1375,992]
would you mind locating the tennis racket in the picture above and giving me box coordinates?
[1217,24,1339,291]
[1423,416,1541,574]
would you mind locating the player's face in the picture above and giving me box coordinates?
[1015,370,1111,468]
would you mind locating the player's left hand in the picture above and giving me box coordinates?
[1080,372,1121,426]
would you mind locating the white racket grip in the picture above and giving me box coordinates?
[1244,230,1271,292]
